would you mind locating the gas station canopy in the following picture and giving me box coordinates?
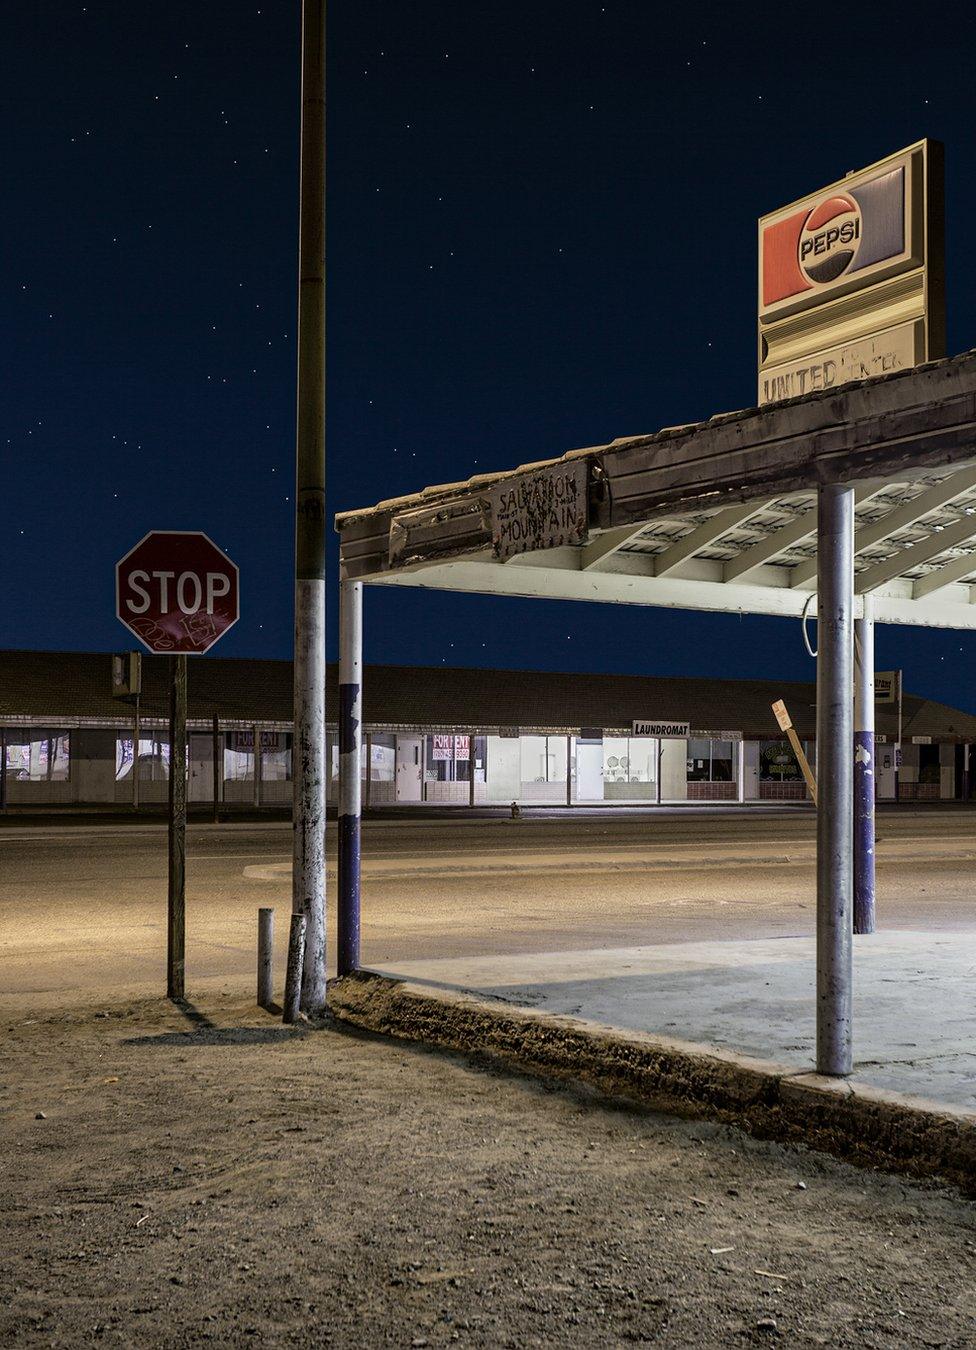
[337,351,976,632]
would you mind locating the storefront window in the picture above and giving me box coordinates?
[370,734,395,783]
[224,731,255,783]
[600,735,659,800]
[471,735,487,784]
[711,740,734,781]
[521,735,565,783]
[6,731,70,781]
[602,736,630,786]
[626,738,657,786]
[688,738,737,783]
[261,732,292,783]
[116,735,169,782]
[918,744,940,784]
[425,734,472,783]
[760,740,801,782]
[687,738,711,782]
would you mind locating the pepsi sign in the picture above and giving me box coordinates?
[757,140,944,404]
[761,159,913,319]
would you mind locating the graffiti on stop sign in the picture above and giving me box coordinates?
[116,531,240,655]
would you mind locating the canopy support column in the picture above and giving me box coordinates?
[816,483,854,1077]
[337,578,363,976]
[854,594,876,935]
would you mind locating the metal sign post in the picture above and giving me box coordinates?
[167,654,187,1001]
[115,532,239,1002]
[815,484,855,1079]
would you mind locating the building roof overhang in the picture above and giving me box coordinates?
[336,350,976,631]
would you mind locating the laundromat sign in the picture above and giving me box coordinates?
[632,720,690,738]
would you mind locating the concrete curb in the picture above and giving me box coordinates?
[329,971,976,1194]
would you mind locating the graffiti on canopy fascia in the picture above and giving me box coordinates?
[491,460,589,559]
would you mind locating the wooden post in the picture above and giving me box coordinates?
[167,655,187,1000]
[771,699,818,805]
[211,715,220,823]
[282,912,307,1024]
[258,907,275,1008]
[787,726,818,805]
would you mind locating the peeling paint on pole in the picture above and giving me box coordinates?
[288,0,327,1017]
[337,579,363,977]
[854,598,877,935]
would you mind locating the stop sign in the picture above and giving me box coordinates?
[116,531,240,654]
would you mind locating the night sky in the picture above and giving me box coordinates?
[6,3,976,709]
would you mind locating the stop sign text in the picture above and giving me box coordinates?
[116,531,240,655]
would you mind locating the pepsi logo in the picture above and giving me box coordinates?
[797,194,862,285]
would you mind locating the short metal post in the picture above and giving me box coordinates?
[212,715,221,823]
[337,578,363,977]
[282,912,307,1023]
[816,483,855,1077]
[854,595,876,935]
[167,655,187,1001]
[963,743,970,802]
[257,907,275,1008]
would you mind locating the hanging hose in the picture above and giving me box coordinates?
[802,592,818,658]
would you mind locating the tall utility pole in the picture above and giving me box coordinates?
[288,0,327,1015]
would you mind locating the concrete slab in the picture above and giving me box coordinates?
[375,929,976,1109]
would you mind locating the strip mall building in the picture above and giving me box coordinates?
[2,650,975,810]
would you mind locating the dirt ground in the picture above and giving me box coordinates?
[1,986,974,1349]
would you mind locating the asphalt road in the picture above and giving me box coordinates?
[2,808,976,1005]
